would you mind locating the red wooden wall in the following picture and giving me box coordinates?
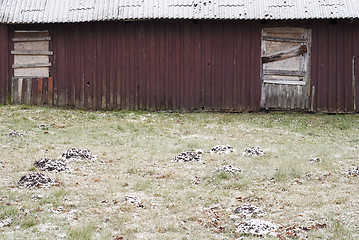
[311,20,359,113]
[49,21,262,111]
[2,20,359,112]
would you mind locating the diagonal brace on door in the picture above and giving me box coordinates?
[262,45,307,64]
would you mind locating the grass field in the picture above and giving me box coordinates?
[0,105,358,239]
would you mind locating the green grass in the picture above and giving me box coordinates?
[68,222,95,240]
[0,105,358,239]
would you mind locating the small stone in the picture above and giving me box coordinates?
[38,124,49,129]
[309,157,321,163]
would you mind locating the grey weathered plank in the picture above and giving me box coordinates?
[12,63,52,68]
[263,69,306,77]
[11,50,53,55]
[262,36,307,43]
[12,37,51,42]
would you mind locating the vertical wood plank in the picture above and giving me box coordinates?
[42,78,48,104]
[48,77,53,105]
[11,78,18,103]
[328,24,336,112]
[30,78,37,105]
[234,23,242,110]
[223,23,234,109]
[212,23,223,110]
[202,23,212,109]
[318,23,328,111]
[310,23,318,111]
[183,22,191,110]
[24,78,31,105]
[337,22,345,112]
[194,22,202,110]
[241,23,250,110]
[37,78,43,105]
[344,22,353,112]
[73,25,82,108]
[116,23,122,109]
[250,23,261,111]
[137,24,145,110]
[129,23,136,110]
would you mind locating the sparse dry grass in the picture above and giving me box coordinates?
[0,105,358,239]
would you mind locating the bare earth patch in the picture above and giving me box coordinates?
[171,151,203,163]
[241,147,265,157]
[18,172,57,189]
[34,158,68,172]
[235,219,279,236]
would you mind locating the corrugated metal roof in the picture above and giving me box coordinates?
[1,0,359,24]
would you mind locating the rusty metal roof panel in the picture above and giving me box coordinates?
[1,0,359,23]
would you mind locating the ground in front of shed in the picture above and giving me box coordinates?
[0,105,358,239]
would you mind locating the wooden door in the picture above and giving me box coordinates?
[11,30,53,105]
[260,27,311,110]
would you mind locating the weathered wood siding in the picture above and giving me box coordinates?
[47,21,262,111]
[311,20,359,113]
[0,24,8,104]
[11,77,53,105]
[2,20,359,112]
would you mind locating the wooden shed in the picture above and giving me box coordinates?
[0,0,358,113]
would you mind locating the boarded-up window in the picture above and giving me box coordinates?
[261,28,310,85]
[12,30,52,78]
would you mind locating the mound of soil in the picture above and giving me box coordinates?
[242,147,265,157]
[216,165,241,174]
[34,158,68,172]
[18,172,56,189]
[172,151,202,163]
[234,204,266,217]
[346,166,359,176]
[235,219,279,236]
[210,145,236,155]
[61,148,97,161]
[8,130,24,137]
